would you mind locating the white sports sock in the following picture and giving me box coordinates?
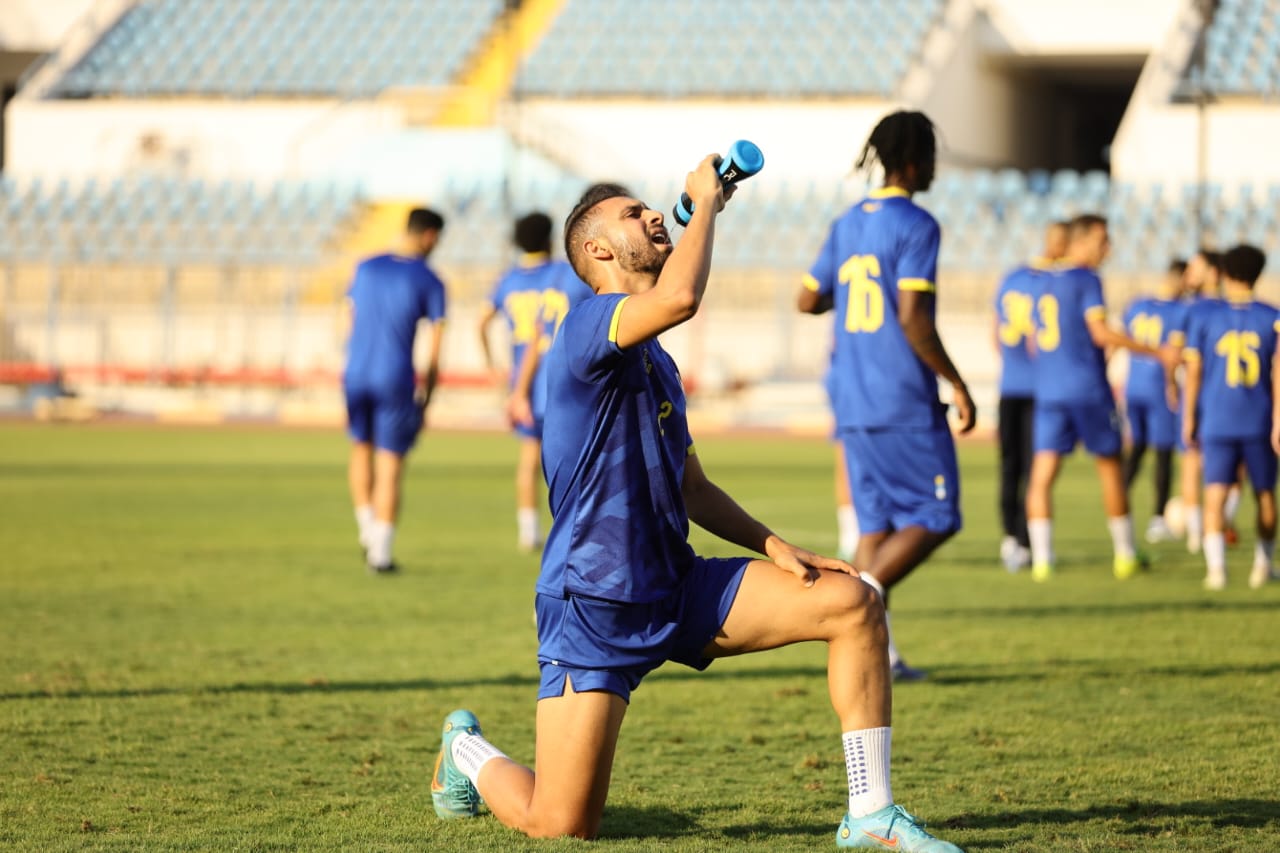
[1028,518,1053,566]
[860,575,902,667]
[1186,506,1204,546]
[367,520,394,568]
[1107,515,1136,560]
[837,504,859,561]
[517,507,540,548]
[1254,538,1274,569]
[450,731,509,786]
[1204,532,1226,578]
[1225,488,1242,524]
[355,505,374,548]
[843,727,893,818]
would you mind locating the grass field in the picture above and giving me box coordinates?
[2,421,1278,852]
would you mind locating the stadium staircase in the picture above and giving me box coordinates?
[434,0,569,127]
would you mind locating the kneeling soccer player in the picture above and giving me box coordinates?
[429,161,964,852]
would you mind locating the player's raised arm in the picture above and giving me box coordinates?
[610,155,728,349]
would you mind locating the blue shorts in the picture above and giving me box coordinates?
[535,556,750,703]
[344,385,422,455]
[1126,397,1178,451]
[1202,437,1277,491]
[1034,401,1122,457]
[840,425,962,536]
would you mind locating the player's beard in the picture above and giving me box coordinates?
[614,232,669,276]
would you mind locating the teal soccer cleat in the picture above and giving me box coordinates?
[431,710,483,819]
[836,804,963,851]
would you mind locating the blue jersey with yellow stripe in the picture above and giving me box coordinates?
[538,293,696,604]
[994,259,1053,398]
[1121,295,1187,404]
[1031,265,1111,406]
[804,187,944,430]
[1184,295,1280,440]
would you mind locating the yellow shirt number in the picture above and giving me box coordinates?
[839,254,884,334]
[1215,330,1261,387]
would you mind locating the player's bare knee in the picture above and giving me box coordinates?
[826,574,884,638]
[525,812,599,840]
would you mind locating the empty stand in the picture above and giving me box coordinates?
[51,0,505,98]
[516,0,943,97]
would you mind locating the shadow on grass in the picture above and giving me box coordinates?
[9,653,1280,701]
[910,597,1280,620]
[941,797,1280,834]
[598,803,830,841]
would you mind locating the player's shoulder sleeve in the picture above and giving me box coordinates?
[419,265,447,321]
[803,213,845,297]
[488,270,512,309]
[559,292,630,383]
[896,203,940,293]
[1079,269,1106,321]
[1183,302,1210,359]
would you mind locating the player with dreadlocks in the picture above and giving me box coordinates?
[799,110,975,681]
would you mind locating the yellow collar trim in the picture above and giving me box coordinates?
[868,187,911,200]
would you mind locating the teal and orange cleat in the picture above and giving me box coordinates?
[836,804,964,851]
[431,710,482,819]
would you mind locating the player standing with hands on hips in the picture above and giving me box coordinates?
[799,110,975,681]
[430,153,965,851]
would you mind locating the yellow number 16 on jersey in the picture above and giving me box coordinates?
[839,255,885,333]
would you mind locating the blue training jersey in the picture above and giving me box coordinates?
[488,255,593,388]
[1184,296,1280,440]
[994,259,1053,398]
[343,253,446,392]
[1032,265,1111,406]
[804,187,944,430]
[539,293,696,604]
[1122,295,1187,404]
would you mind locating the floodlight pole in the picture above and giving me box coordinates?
[1194,0,1218,247]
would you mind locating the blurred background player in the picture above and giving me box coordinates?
[799,110,975,681]
[824,354,860,562]
[992,221,1067,572]
[1122,258,1188,544]
[341,208,447,573]
[478,212,592,551]
[434,170,964,852]
[1175,248,1226,553]
[1024,214,1175,582]
[1182,244,1278,590]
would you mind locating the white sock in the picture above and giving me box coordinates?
[837,504,859,561]
[367,519,394,568]
[860,575,902,667]
[1254,538,1274,569]
[1028,518,1053,566]
[843,727,892,817]
[450,731,508,786]
[1186,506,1203,544]
[1204,532,1226,578]
[1225,488,1242,524]
[355,505,374,548]
[517,507,540,547]
[1107,515,1136,560]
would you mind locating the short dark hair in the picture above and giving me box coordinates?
[856,111,936,178]
[514,212,553,254]
[407,207,445,234]
[1197,247,1224,273]
[563,183,632,285]
[1069,213,1107,240]
[1222,244,1267,287]
[1168,257,1188,276]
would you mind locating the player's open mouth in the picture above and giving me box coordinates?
[650,229,669,245]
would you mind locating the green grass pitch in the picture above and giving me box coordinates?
[2,422,1278,852]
